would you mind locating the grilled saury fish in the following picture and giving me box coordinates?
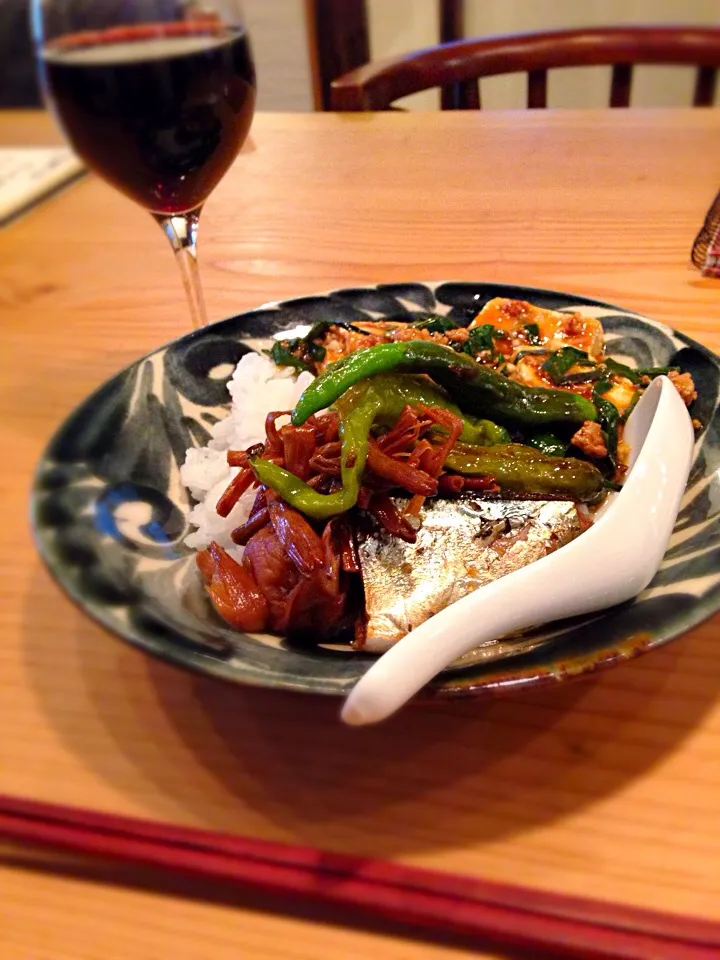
[357,496,587,652]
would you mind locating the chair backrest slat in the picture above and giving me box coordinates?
[440,0,465,44]
[331,26,720,112]
[306,0,369,111]
[527,69,547,108]
[440,85,455,110]
[459,78,481,109]
[441,79,481,110]
[610,63,633,107]
[694,65,718,106]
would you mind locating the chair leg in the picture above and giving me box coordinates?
[527,69,548,109]
[610,64,633,108]
[694,66,717,107]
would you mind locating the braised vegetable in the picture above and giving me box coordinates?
[251,383,376,520]
[250,374,507,520]
[266,319,364,372]
[267,340,321,373]
[444,443,605,502]
[196,542,268,632]
[461,324,497,356]
[592,379,620,464]
[543,352,677,390]
[364,375,510,446]
[252,370,602,517]
[603,357,678,384]
[541,346,595,383]
[619,391,641,423]
[524,322,542,345]
[410,314,458,333]
[291,341,597,428]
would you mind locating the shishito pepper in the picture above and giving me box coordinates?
[291,341,597,428]
[251,383,374,521]
[526,431,569,457]
[251,374,602,518]
[250,375,509,520]
[364,375,509,445]
[445,443,605,502]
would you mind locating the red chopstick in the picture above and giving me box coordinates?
[1,794,718,960]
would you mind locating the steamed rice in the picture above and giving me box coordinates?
[180,353,314,560]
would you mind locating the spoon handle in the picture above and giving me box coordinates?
[341,554,578,726]
[342,377,695,727]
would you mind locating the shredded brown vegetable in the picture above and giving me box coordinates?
[197,403,469,637]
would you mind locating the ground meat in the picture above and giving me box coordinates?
[321,328,386,367]
[317,321,474,370]
[571,420,608,459]
[563,314,585,336]
[445,327,470,343]
[668,370,698,406]
[386,326,437,343]
[496,300,531,321]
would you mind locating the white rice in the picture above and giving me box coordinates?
[180,352,314,560]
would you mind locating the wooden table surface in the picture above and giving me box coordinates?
[1,109,719,960]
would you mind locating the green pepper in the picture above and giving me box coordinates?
[251,381,376,520]
[366,375,510,446]
[526,432,569,457]
[445,443,605,502]
[250,375,509,520]
[291,341,596,429]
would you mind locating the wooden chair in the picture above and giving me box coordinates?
[330,26,720,111]
[305,0,465,110]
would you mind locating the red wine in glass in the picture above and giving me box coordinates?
[35,9,257,328]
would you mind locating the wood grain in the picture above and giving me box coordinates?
[1,110,720,950]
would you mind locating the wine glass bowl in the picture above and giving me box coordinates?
[33,0,256,327]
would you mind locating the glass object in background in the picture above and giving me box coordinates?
[32,0,256,328]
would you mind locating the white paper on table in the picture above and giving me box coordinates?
[0,147,85,225]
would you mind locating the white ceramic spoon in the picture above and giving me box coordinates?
[342,376,694,726]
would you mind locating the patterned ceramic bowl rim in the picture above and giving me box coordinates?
[30,282,720,699]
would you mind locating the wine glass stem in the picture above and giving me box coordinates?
[154,208,208,329]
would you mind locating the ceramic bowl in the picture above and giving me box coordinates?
[31,282,720,697]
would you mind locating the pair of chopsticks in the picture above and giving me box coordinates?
[1,794,718,960]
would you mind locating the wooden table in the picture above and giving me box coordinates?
[1,109,719,960]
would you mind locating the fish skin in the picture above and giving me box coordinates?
[357,497,586,653]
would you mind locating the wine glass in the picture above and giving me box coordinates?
[32,0,256,328]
